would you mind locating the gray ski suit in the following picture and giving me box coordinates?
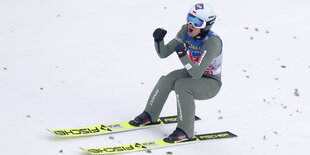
[144,24,223,138]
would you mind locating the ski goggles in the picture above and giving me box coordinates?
[187,13,216,29]
[186,13,206,28]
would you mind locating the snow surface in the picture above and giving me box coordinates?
[1,0,310,154]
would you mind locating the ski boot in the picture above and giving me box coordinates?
[129,111,160,127]
[163,128,196,143]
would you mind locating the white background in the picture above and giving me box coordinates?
[1,0,309,154]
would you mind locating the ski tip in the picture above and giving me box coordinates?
[195,115,201,121]
[80,147,92,154]
[46,128,53,133]
[80,147,87,152]
[46,128,59,136]
[225,131,238,137]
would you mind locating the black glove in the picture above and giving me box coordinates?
[153,28,167,42]
[175,43,188,57]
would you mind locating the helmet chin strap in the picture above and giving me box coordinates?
[194,29,209,41]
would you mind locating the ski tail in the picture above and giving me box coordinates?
[196,131,237,140]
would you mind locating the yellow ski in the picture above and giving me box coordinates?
[81,131,237,154]
[48,115,200,137]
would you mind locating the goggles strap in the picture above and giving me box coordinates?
[205,16,216,26]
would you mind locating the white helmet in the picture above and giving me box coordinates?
[187,3,216,29]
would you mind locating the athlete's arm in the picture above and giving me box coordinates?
[179,36,222,79]
[154,25,187,58]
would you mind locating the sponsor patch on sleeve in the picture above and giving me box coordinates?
[185,63,192,70]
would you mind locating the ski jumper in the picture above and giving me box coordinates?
[144,24,223,138]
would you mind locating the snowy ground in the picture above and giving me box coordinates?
[1,0,310,155]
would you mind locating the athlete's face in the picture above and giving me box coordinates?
[188,23,202,37]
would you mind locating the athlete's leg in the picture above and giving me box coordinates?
[174,77,222,138]
[144,69,190,122]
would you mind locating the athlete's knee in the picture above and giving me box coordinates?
[158,75,168,84]
[156,75,173,90]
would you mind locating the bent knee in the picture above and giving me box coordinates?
[156,75,174,90]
